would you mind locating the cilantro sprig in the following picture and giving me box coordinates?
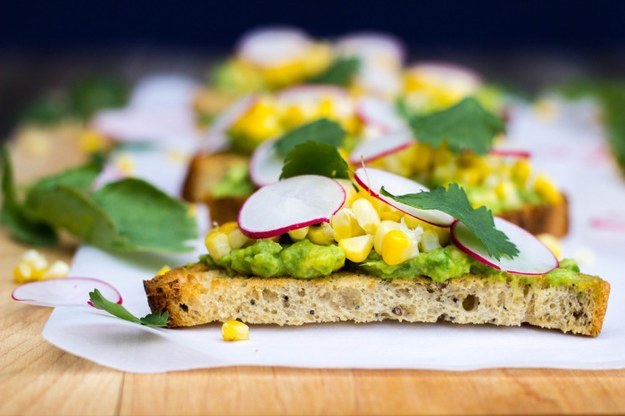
[281,142,350,180]
[0,146,197,252]
[89,289,169,327]
[408,97,505,155]
[381,183,519,260]
[308,56,361,86]
[274,118,346,157]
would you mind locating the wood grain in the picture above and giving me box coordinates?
[1,130,624,416]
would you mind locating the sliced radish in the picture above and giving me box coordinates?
[200,94,257,152]
[356,97,407,132]
[354,167,454,227]
[451,217,559,275]
[249,139,283,187]
[356,66,403,98]
[11,277,122,308]
[490,148,532,159]
[237,27,311,68]
[238,175,345,238]
[349,129,414,164]
[406,62,482,94]
[336,33,405,66]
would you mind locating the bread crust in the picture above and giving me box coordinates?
[144,263,609,336]
[182,152,570,236]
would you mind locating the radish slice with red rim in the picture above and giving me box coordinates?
[238,175,346,238]
[451,217,559,275]
[356,97,407,132]
[11,277,122,308]
[237,27,311,68]
[336,33,405,66]
[249,138,283,187]
[490,148,531,159]
[349,129,414,164]
[354,167,454,226]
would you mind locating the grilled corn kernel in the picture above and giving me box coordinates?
[222,320,250,342]
[511,159,532,186]
[537,233,562,259]
[420,230,442,252]
[13,250,48,283]
[534,174,563,205]
[307,222,335,245]
[288,226,309,241]
[339,235,374,263]
[41,261,70,279]
[156,265,171,276]
[228,227,250,249]
[351,198,380,234]
[373,220,402,254]
[382,229,417,266]
[205,232,231,260]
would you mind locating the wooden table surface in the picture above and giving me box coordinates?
[1,130,624,416]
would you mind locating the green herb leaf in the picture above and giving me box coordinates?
[280,142,350,180]
[308,56,361,86]
[274,118,346,157]
[89,289,169,327]
[409,97,505,154]
[0,146,58,245]
[92,178,197,253]
[28,161,101,195]
[381,183,519,260]
[70,76,129,120]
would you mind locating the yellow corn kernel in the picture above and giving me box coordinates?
[222,320,250,342]
[413,143,433,172]
[13,250,48,283]
[339,235,374,263]
[156,265,171,276]
[79,129,110,154]
[495,180,516,201]
[216,222,238,234]
[115,154,135,175]
[228,227,250,249]
[534,174,563,205]
[432,145,452,165]
[335,179,358,207]
[331,208,356,241]
[205,232,231,260]
[374,220,402,254]
[382,229,417,266]
[420,230,441,252]
[282,105,307,129]
[380,209,403,222]
[317,97,335,118]
[288,226,309,241]
[511,159,532,186]
[307,222,335,245]
[351,198,381,234]
[261,60,307,88]
[537,234,562,259]
[41,261,70,279]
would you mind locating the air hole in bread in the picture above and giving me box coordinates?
[462,295,479,311]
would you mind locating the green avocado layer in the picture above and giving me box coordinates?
[200,239,591,290]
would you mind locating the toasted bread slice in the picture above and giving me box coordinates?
[144,264,609,336]
[182,152,570,236]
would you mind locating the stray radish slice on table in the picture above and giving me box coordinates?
[238,175,346,239]
[354,167,454,226]
[249,139,283,187]
[357,97,407,132]
[349,129,414,164]
[451,217,559,275]
[237,27,311,68]
[11,277,123,307]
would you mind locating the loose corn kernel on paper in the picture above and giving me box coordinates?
[41,79,625,373]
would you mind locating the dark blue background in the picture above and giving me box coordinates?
[2,0,624,51]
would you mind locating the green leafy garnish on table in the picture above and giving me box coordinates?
[281,142,350,180]
[381,183,518,260]
[0,146,197,252]
[89,289,169,327]
[275,118,346,157]
[408,97,505,154]
[308,56,361,86]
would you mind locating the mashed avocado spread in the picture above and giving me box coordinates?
[200,239,585,287]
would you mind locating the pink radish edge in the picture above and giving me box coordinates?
[237,178,346,239]
[353,172,451,228]
[349,140,414,164]
[11,277,123,306]
[490,149,532,159]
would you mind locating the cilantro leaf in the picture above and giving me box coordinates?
[0,146,58,246]
[280,142,350,180]
[89,289,169,327]
[308,56,360,86]
[92,178,197,253]
[70,76,129,120]
[409,97,505,154]
[28,161,101,195]
[274,118,346,157]
[381,183,519,260]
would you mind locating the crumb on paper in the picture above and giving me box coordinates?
[222,320,250,342]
